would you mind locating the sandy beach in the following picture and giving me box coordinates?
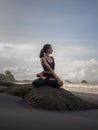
[0,85,98,130]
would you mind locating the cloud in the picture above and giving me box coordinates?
[63,58,98,81]
[0,42,98,81]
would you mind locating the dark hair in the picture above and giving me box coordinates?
[39,44,51,58]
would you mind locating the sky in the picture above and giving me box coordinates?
[0,0,98,81]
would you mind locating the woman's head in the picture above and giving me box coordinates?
[39,44,53,58]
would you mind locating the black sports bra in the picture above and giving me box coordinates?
[42,56,55,71]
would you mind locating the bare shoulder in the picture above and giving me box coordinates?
[41,57,45,61]
[41,57,46,63]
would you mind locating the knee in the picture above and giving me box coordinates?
[32,80,39,87]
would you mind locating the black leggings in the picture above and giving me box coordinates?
[32,78,60,88]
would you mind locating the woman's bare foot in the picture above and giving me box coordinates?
[36,73,46,80]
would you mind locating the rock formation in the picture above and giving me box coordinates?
[0,70,16,83]
[65,80,72,83]
[81,80,88,83]
[6,84,98,111]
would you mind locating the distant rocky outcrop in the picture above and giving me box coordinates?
[5,84,98,111]
[0,70,16,83]
[65,80,72,83]
[81,80,88,83]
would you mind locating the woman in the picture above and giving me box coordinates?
[32,44,63,88]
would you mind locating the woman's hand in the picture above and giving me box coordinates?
[57,78,64,86]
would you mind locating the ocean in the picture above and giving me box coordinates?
[63,82,98,94]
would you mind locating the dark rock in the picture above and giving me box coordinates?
[0,81,15,86]
[25,86,98,111]
[0,70,16,83]
[65,80,72,83]
[6,84,98,111]
[81,80,88,83]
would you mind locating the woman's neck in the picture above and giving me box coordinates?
[45,53,49,57]
[44,53,53,62]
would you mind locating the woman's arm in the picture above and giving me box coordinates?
[41,58,63,86]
